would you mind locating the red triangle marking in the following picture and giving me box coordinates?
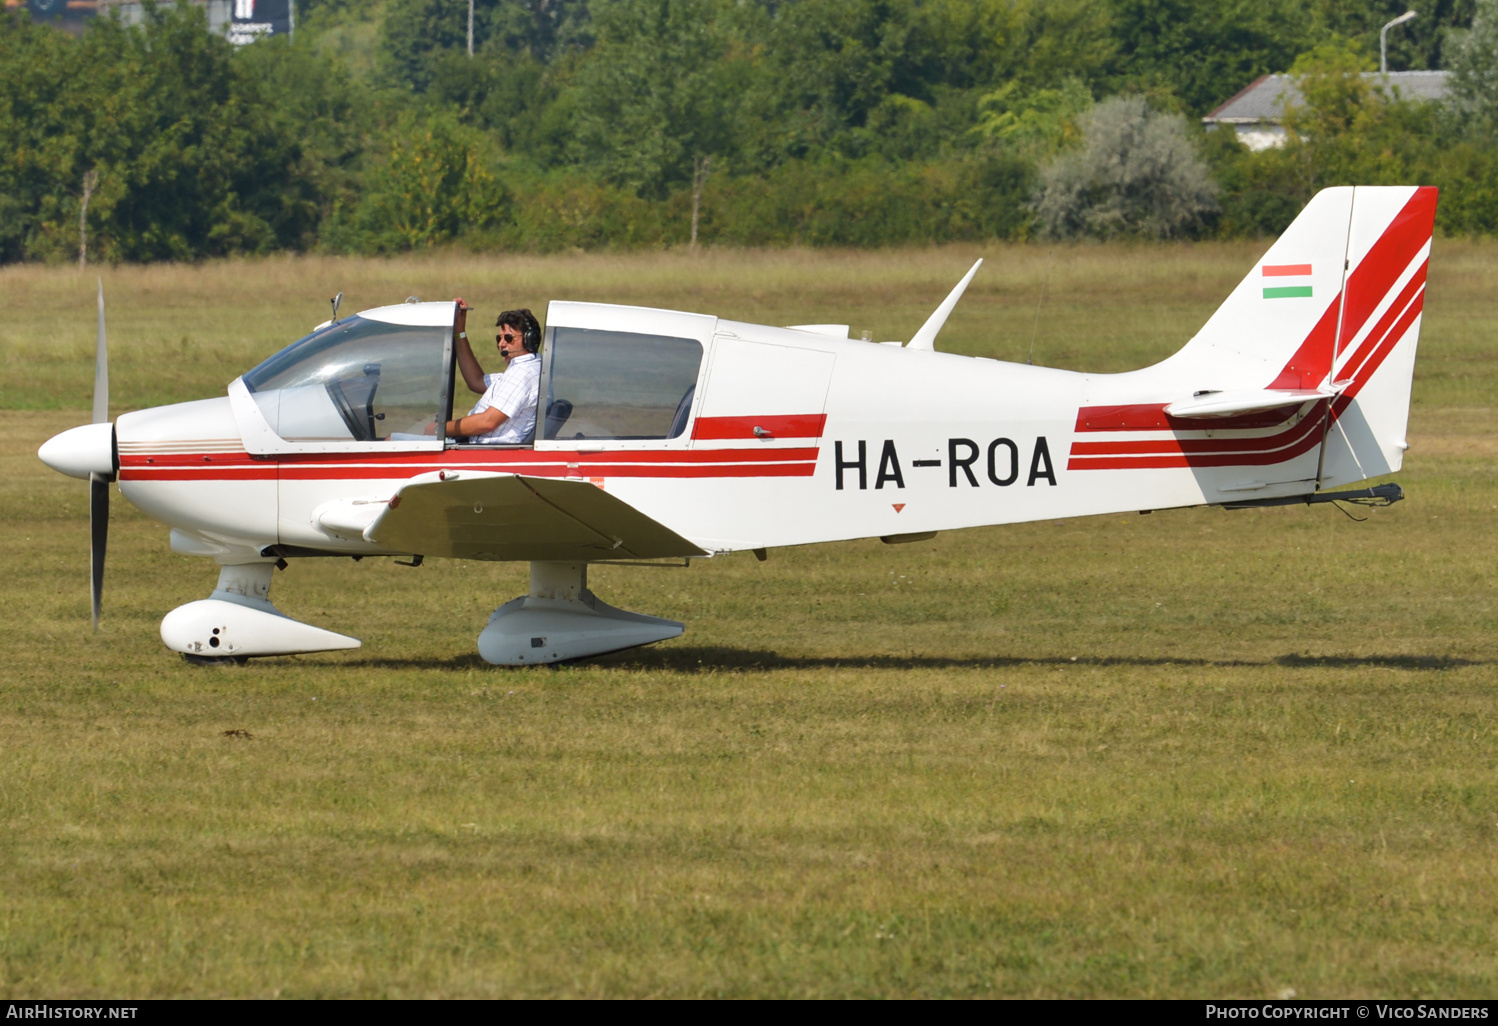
[892,503,905,513]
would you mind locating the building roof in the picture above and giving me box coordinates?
[1203,71,1451,124]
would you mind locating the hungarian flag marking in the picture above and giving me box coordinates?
[1262,263,1313,299]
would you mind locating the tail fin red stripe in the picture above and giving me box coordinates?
[1336,262,1427,394]
[1335,288,1425,412]
[1268,300,1340,390]
[1336,187,1438,357]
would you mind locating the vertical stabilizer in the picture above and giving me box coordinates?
[1171,187,1356,388]
[1070,186,1438,498]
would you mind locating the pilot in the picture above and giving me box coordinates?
[435,301,542,443]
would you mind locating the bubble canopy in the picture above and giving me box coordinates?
[242,304,453,444]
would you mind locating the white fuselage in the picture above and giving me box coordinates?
[113,304,1396,564]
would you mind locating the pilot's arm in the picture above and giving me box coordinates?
[453,299,486,395]
[441,407,507,438]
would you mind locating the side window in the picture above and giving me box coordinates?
[541,327,703,441]
[243,317,448,442]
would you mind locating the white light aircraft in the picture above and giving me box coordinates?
[38,185,1436,664]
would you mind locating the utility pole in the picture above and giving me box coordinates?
[467,0,474,56]
[690,155,712,252]
[1381,10,1417,75]
[78,169,98,271]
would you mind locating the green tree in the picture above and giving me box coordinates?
[231,34,367,250]
[0,4,344,263]
[1002,0,1116,94]
[737,0,927,166]
[972,79,1093,162]
[1446,0,1498,135]
[380,0,590,93]
[348,108,507,250]
[1308,0,1473,76]
[566,0,745,198]
[427,47,573,165]
[1105,0,1317,113]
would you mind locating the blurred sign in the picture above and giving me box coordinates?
[229,0,291,44]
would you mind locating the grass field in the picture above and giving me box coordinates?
[1,243,1496,998]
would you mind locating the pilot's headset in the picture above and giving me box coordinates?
[496,309,542,355]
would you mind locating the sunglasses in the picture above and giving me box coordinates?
[497,333,517,344]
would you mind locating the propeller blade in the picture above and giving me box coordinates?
[93,277,108,425]
[90,471,108,632]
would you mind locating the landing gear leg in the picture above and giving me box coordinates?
[161,562,361,661]
[477,561,684,666]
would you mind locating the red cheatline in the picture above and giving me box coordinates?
[1263,264,1312,276]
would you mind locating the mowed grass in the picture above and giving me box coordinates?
[1,243,1496,998]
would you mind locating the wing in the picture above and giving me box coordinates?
[364,473,707,561]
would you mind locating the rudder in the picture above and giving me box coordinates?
[1316,186,1437,488]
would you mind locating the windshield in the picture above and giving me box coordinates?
[542,327,702,441]
[243,316,449,442]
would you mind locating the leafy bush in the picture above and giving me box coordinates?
[495,173,663,251]
[1034,95,1218,239]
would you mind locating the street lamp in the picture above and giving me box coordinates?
[1381,10,1417,75]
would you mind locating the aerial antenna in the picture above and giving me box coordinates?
[330,291,343,324]
[907,259,983,352]
[1027,249,1053,365]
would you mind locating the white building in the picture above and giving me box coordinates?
[1203,71,1451,151]
[94,0,234,34]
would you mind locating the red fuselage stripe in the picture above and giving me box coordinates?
[690,414,827,440]
[119,461,817,482]
[121,446,817,466]
[269,445,820,467]
[1073,403,1302,433]
[117,444,823,482]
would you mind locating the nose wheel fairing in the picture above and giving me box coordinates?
[161,563,361,660]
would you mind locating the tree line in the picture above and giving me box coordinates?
[3,0,1498,263]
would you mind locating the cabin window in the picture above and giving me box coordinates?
[541,327,702,441]
[242,317,448,443]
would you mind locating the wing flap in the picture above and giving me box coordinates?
[364,473,707,561]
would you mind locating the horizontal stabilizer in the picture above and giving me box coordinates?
[1163,388,1332,419]
[364,473,707,562]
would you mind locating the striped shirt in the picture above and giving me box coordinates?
[469,353,540,444]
